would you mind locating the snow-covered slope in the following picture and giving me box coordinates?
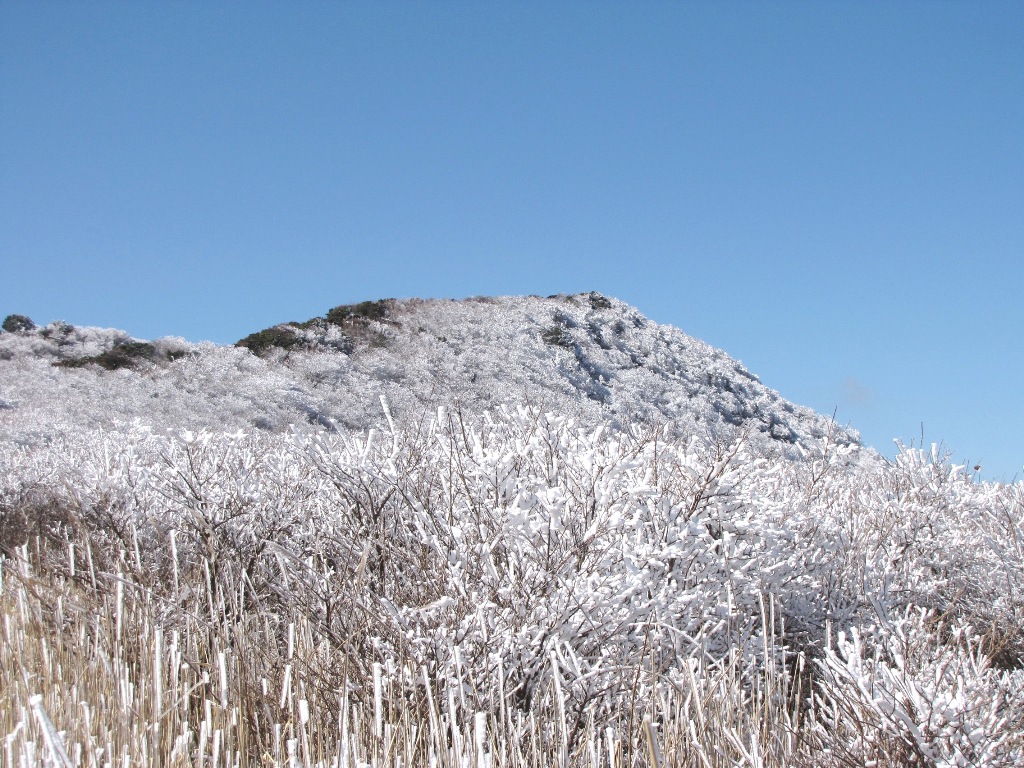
[0,293,857,456]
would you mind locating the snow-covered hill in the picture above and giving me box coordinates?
[6,297,1024,766]
[0,292,857,456]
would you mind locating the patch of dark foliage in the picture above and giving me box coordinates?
[326,300,391,326]
[288,318,323,330]
[2,314,36,333]
[55,341,160,371]
[541,326,574,348]
[587,292,612,310]
[236,325,304,357]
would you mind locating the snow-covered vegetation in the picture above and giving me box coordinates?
[0,294,853,455]
[1,296,1022,765]
[2,408,1023,765]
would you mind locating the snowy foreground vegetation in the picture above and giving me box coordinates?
[2,406,1023,766]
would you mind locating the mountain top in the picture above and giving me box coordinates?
[0,293,858,457]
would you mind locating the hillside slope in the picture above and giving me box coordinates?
[0,292,856,456]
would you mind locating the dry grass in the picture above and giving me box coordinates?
[2,538,822,767]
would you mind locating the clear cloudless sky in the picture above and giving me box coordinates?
[2,2,1022,479]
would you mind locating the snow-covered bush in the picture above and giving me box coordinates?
[1,405,1022,765]
[816,607,1024,766]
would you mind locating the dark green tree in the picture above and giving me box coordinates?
[2,314,36,333]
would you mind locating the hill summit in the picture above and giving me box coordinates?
[0,292,856,456]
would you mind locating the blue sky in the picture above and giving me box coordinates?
[2,2,1022,479]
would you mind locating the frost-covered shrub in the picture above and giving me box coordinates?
[39,320,74,340]
[152,335,191,361]
[816,608,1024,766]
[1,314,35,333]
